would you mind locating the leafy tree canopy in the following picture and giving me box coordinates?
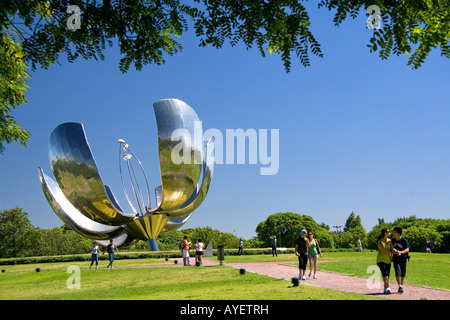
[1,0,448,153]
[256,212,334,248]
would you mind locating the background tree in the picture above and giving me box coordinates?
[256,212,334,248]
[1,0,449,153]
[0,207,36,257]
[0,35,31,153]
[403,225,442,252]
[344,211,362,232]
[131,226,241,251]
[334,211,367,248]
[319,0,450,68]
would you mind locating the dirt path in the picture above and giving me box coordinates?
[222,260,450,300]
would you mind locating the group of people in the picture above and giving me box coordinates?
[88,239,119,270]
[376,227,411,294]
[295,230,323,280]
[180,236,204,266]
[294,227,411,295]
[88,229,411,296]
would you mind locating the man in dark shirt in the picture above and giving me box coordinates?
[106,239,119,269]
[392,227,411,293]
[295,230,310,280]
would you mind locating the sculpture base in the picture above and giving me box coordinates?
[147,239,159,251]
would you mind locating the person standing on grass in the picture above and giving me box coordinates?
[89,242,102,269]
[426,239,432,253]
[182,236,191,266]
[307,232,322,279]
[357,237,362,252]
[392,227,411,293]
[270,235,278,257]
[238,238,244,255]
[195,238,204,266]
[376,228,393,294]
[106,239,119,269]
[295,230,310,280]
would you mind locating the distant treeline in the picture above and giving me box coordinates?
[0,207,448,258]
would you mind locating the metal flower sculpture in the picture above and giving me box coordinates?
[38,99,214,251]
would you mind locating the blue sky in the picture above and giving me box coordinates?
[1,5,449,240]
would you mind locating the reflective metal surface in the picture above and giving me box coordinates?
[39,168,125,240]
[48,122,135,226]
[94,233,130,247]
[39,98,214,248]
[160,137,215,233]
[165,136,215,218]
[124,214,170,240]
[150,99,203,214]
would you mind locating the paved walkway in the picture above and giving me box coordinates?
[117,257,449,300]
[220,260,450,300]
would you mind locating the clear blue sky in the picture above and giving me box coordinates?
[1,5,449,240]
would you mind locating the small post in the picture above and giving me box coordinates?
[217,245,225,266]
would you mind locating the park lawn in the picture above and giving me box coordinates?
[213,251,450,290]
[0,259,381,300]
[302,252,449,290]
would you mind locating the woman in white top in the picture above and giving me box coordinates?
[89,242,103,269]
[195,238,204,266]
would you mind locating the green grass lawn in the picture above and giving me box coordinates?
[0,258,381,300]
[251,251,450,290]
[1,251,447,299]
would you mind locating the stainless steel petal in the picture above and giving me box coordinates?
[124,214,170,241]
[104,185,124,212]
[48,122,135,225]
[39,168,125,240]
[165,136,215,218]
[160,213,193,234]
[150,99,203,214]
[93,233,130,247]
[160,136,215,233]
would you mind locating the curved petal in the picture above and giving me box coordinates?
[160,136,215,233]
[39,168,125,240]
[166,135,215,218]
[160,213,194,234]
[150,99,203,213]
[48,122,135,225]
[93,233,131,247]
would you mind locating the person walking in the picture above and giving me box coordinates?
[392,227,411,293]
[89,242,102,269]
[270,235,278,257]
[426,239,432,253]
[295,230,310,280]
[357,237,362,252]
[106,239,119,269]
[376,228,393,294]
[238,238,244,255]
[182,236,191,266]
[307,232,322,279]
[195,238,204,266]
